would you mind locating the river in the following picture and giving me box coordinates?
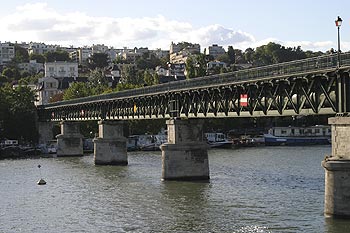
[1,145,349,232]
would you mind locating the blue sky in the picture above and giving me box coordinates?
[1,0,350,52]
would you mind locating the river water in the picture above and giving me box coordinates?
[1,145,350,232]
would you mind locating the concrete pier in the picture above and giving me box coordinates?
[37,121,54,145]
[160,119,209,181]
[93,120,127,165]
[322,116,350,218]
[56,121,83,157]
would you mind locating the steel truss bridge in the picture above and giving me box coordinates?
[37,53,350,122]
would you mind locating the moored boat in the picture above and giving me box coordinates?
[264,125,331,146]
[205,133,232,148]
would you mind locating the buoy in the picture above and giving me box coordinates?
[37,178,46,185]
[37,164,47,185]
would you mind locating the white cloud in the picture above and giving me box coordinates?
[0,2,339,52]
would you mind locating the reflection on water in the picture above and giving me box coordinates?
[1,145,350,232]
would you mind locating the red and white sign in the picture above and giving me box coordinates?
[240,94,248,107]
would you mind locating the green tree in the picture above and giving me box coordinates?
[63,82,93,100]
[120,65,143,85]
[2,67,21,81]
[185,56,195,79]
[227,46,236,64]
[153,73,159,85]
[143,69,153,86]
[45,50,70,62]
[88,53,109,70]
[194,54,207,77]
[1,85,38,143]
[88,68,108,86]
[29,53,45,63]
[244,48,255,64]
[0,75,8,84]
[13,45,29,63]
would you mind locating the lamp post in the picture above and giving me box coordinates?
[335,16,343,67]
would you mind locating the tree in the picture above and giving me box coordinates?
[2,67,21,81]
[120,65,143,85]
[185,56,195,79]
[1,85,38,143]
[14,45,29,63]
[0,75,8,84]
[153,73,159,85]
[88,53,109,70]
[227,46,236,64]
[143,69,153,86]
[63,82,93,100]
[45,50,70,62]
[244,48,255,64]
[194,54,207,77]
[29,53,45,64]
[88,68,108,86]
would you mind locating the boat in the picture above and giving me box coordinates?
[264,125,331,146]
[205,133,232,148]
[127,129,167,151]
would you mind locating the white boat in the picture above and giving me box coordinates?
[264,125,331,146]
[128,129,167,151]
[205,133,232,148]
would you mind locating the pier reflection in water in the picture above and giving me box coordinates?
[1,146,350,232]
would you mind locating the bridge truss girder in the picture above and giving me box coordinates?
[39,70,348,122]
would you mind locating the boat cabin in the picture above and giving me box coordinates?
[268,125,331,137]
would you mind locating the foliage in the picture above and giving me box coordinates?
[88,53,109,70]
[0,84,38,143]
[113,83,142,92]
[227,46,236,64]
[135,54,161,70]
[88,68,108,86]
[45,50,71,62]
[0,75,8,84]
[13,45,29,63]
[120,65,143,85]
[63,82,93,100]
[185,54,206,79]
[143,69,154,86]
[29,53,45,64]
[49,93,64,103]
[2,67,21,81]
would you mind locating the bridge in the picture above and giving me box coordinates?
[37,52,350,217]
[38,52,350,121]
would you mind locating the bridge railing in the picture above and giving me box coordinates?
[42,52,350,108]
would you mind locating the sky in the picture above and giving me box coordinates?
[1,0,350,52]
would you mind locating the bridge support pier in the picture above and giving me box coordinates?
[160,119,209,181]
[322,116,350,218]
[56,121,83,157]
[38,121,54,145]
[93,120,127,165]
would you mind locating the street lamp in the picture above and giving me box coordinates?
[335,16,343,67]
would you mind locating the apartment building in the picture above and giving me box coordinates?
[70,47,92,64]
[0,42,15,65]
[28,42,60,55]
[206,44,226,58]
[18,60,44,74]
[45,61,78,78]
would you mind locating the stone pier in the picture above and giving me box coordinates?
[322,116,350,218]
[160,119,209,181]
[93,120,127,165]
[56,121,83,157]
[38,121,54,145]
